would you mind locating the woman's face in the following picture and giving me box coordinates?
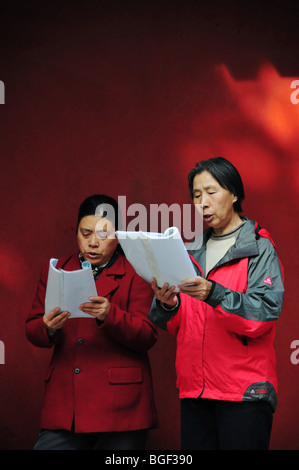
[77,215,118,266]
[192,170,240,235]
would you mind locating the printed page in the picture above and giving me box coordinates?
[116,227,197,291]
[45,259,61,315]
[62,264,97,318]
[45,258,97,318]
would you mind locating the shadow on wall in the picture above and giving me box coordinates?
[178,62,299,197]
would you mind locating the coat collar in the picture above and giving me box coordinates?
[57,251,126,298]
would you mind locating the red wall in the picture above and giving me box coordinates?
[0,1,298,450]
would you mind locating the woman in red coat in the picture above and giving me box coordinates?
[26,195,158,450]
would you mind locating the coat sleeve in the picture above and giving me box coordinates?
[98,274,158,352]
[205,237,285,338]
[25,261,62,348]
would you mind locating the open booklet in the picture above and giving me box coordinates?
[45,258,98,318]
[115,227,197,292]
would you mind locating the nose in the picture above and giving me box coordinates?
[194,203,204,215]
[201,194,210,208]
[89,233,99,247]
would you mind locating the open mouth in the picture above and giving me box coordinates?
[87,252,100,259]
[203,214,213,223]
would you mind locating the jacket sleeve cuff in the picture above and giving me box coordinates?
[204,281,226,307]
[148,295,181,330]
[157,294,181,315]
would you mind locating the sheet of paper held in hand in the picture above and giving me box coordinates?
[45,258,97,318]
[116,226,197,292]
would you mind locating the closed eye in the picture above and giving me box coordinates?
[81,229,92,237]
[96,231,109,239]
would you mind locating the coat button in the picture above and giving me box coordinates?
[74,368,81,374]
[77,338,84,345]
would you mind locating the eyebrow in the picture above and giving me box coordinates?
[193,184,217,192]
[81,222,109,233]
[81,228,109,233]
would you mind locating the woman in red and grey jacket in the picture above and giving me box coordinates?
[149,157,284,450]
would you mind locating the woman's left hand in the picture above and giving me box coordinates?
[80,296,110,321]
[178,277,212,301]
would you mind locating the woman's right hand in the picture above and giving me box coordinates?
[43,307,70,334]
[151,278,178,307]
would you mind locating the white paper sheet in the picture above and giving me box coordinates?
[45,258,98,318]
[116,227,197,291]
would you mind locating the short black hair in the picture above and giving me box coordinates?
[76,194,122,232]
[188,157,245,213]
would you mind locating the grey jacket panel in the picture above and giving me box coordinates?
[205,233,284,323]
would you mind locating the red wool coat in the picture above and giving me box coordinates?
[26,252,158,433]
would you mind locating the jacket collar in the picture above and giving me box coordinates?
[189,217,259,276]
[230,218,259,258]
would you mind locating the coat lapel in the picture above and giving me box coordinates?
[96,253,126,298]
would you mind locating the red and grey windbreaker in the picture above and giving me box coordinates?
[148,218,284,411]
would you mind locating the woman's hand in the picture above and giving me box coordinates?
[151,278,178,307]
[43,307,70,334]
[80,296,110,321]
[179,277,212,301]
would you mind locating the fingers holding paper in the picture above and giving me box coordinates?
[80,296,111,321]
[151,278,178,307]
[179,276,212,301]
[43,307,70,333]
[151,276,212,306]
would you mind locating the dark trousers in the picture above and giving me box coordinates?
[34,428,148,450]
[181,398,273,450]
